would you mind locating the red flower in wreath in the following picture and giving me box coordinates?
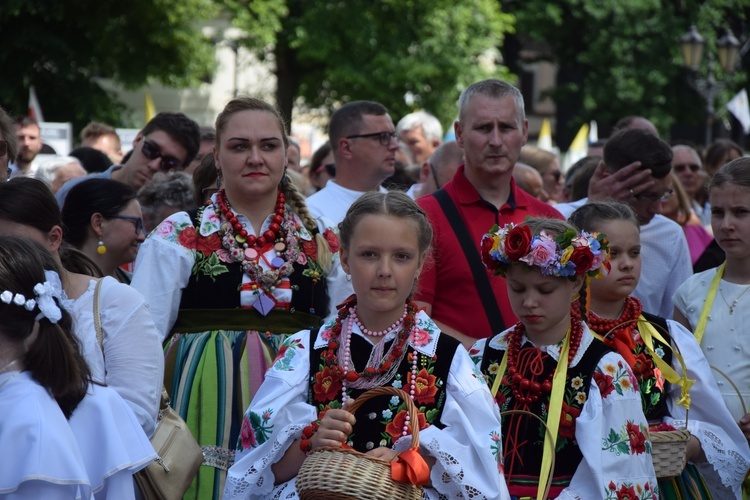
[626,421,647,455]
[178,226,197,249]
[594,370,615,398]
[615,484,638,500]
[481,236,499,271]
[412,368,438,405]
[385,410,428,440]
[569,246,594,275]
[196,233,222,256]
[504,225,532,260]
[558,401,581,439]
[323,229,339,253]
[301,239,317,261]
[631,353,654,381]
[313,366,342,403]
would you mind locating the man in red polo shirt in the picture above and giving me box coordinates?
[416,79,562,347]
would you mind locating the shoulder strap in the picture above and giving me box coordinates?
[433,189,505,334]
[94,278,104,355]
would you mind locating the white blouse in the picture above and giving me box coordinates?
[224,312,510,499]
[66,277,163,438]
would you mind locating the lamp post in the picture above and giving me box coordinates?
[680,25,740,146]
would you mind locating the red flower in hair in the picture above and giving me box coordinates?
[569,246,594,275]
[504,225,532,260]
[481,236,499,270]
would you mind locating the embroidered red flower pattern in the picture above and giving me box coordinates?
[615,484,638,500]
[631,352,654,381]
[626,421,647,455]
[385,410,428,440]
[196,233,222,256]
[240,415,257,449]
[594,370,615,398]
[178,226,197,249]
[313,366,342,403]
[413,368,438,405]
[301,239,317,261]
[558,401,581,439]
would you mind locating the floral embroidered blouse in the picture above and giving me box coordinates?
[223,311,510,500]
[471,324,658,500]
[132,198,352,342]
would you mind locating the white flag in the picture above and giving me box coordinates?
[28,85,44,122]
[727,88,750,134]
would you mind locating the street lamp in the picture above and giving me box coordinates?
[680,25,740,146]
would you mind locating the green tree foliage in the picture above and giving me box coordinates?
[0,0,217,131]
[504,0,750,146]
[222,0,515,130]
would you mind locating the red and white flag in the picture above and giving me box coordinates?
[28,85,44,122]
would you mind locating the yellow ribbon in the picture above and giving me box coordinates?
[490,329,572,500]
[694,262,724,345]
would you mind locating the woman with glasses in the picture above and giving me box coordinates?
[61,178,146,284]
[131,96,348,499]
[0,177,163,440]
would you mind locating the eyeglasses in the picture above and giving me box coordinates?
[140,139,182,171]
[345,131,397,147]
[673,163,701,174]
[109,215,144,234]
[634,189,674,204]
[0,140,7,157]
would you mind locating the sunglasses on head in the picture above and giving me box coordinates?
[141,139,181,171]
[672,163,700,174]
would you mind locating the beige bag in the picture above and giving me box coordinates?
[93,279,204,499]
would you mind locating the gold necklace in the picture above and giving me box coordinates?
[719,285,750,315]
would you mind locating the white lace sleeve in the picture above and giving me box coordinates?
[393,347,509,499]
[665,320,750,498]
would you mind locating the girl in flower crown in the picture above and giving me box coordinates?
[225,191,509,499]
[471,217,657,499]
[571,201,750,498]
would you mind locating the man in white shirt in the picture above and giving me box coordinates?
[555,128,692,319]
[306,101,398,224]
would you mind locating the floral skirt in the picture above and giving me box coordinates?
[164,308,322,500]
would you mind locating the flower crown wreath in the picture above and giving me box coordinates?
[481,222,610,279]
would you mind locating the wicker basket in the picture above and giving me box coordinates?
[296,387,423,500]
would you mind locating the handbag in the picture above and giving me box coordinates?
[93,279,204,499]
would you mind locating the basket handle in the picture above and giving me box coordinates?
[500,410,556,500]
[347,387,420,449]
[710,365,748,415]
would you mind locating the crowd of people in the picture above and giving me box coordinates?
[0,77,749,499]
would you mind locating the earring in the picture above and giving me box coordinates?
[280,165,289,187]
[345,273,352,282]
[97,239,107,255]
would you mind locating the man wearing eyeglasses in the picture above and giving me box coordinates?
[555,128,693,320]
[306,100,397,224]
[56,112,200,207]
[415,79,563,348]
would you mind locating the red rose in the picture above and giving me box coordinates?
[301,239,317,261]
[323,229,339,253]
[177,226,197,249]
[313,366,342,403]
[413,368,438,405]
[569,246,594,275]
[631,353,654,381]
[504,225,532,260]
[558,401,581,439]
[594,371,615,398]
[481,235,499,270]
[196,233,222,255]
[615,484,638,500]
[626,421,647,455]
[385,410,428,440]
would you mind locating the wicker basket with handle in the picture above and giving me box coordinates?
[296,386,423,500]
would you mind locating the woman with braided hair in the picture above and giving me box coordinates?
[471,217,658,499]
[132,96,349,499]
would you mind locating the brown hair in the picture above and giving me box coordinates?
[710,156,750,192]
[0,236,91,418]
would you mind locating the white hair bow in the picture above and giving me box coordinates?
[32,270,65,324]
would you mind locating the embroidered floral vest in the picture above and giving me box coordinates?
[178,207,330,317]
[307,328,459,452]
[480,338,613,498]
